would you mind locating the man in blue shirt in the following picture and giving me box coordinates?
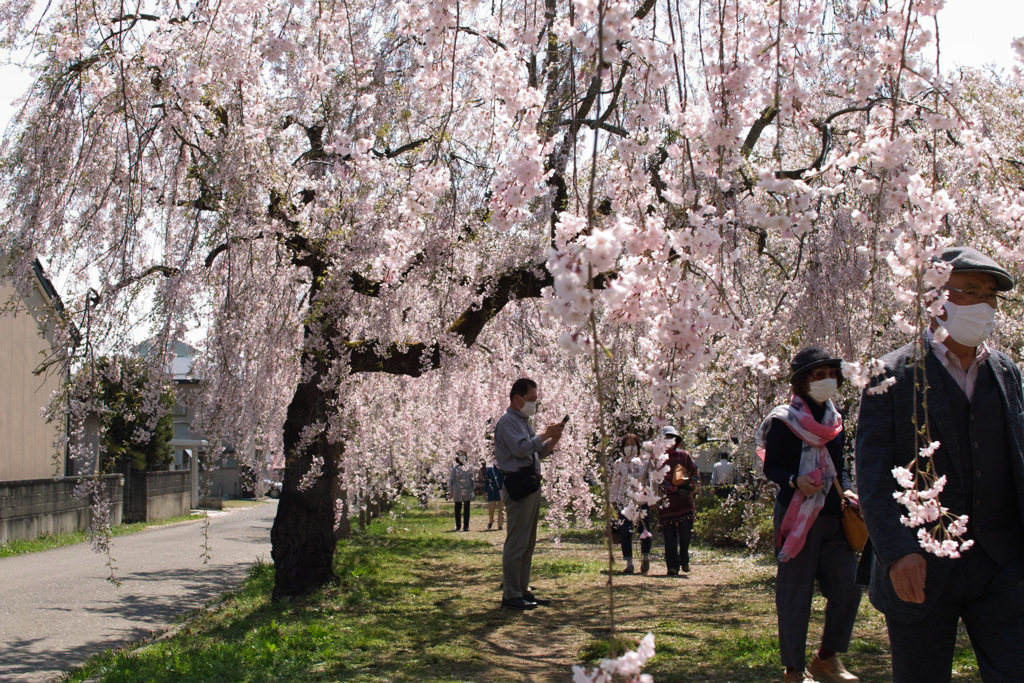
[494,377,565,610]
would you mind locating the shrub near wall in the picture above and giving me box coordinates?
[694,489,775,555]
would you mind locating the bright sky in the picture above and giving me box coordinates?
[937,0,1024,71]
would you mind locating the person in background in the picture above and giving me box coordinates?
[659,426,700,576]
[711,451,737,498]
[448,451,476,532]
[758,346,861,683]
[485,463,505,530]
[856,246,1024,683]
[612,433,653,575]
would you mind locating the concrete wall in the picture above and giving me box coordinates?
[124,470,191,523]
[0,279,66,481]
[0,475,124,543]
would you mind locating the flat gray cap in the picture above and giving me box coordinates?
[938,246,1015,291]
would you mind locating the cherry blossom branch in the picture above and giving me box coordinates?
[455,25,506,51]
[348,264,565,376]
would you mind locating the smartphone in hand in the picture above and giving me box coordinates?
[561,414,570,424]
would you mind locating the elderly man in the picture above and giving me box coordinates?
[493,377,565,610]
[856,246,1024,683]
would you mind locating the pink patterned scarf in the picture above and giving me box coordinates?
[755,395,842,562]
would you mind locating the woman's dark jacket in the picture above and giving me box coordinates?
[763,402,852,517]
[659,448,699,525]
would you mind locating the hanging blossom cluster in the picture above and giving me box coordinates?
[610,443,668,526]
[572,633,656,683]
[892,442,973,558]
[841,359,892,396]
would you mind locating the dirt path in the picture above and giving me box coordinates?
[423,514,974,683]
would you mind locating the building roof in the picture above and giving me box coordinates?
[133,338,200,382]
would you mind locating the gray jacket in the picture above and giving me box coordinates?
[855,337,1024,621]
[449,464,476,503]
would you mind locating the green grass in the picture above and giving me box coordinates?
[222,499,265,509]
[58,501,983,683]
[0,512,205,558]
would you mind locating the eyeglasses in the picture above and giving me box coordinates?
[808,367,839,381]
[944,286,1005,307]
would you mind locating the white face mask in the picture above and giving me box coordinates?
[807,377,838,403]
[624,445,638,458]
[939,300,996,348]
[457,456,467,465]
[521,400,537,416]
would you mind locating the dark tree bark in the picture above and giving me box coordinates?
[270,320,344,599]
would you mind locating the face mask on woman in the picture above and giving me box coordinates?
[624,445,638,458]
[521,400,537,416]
[939,301,996,348]
[807,377,838,403]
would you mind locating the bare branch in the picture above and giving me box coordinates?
[741,105,778,158]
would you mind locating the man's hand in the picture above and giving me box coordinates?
[889,553,927,604]
[541,421,565,444]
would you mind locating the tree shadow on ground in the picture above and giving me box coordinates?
[63,502,983,683]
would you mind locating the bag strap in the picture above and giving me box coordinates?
[833,475,848,510]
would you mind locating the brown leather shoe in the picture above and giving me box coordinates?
[807,654,858,683]
[783,670,820,683]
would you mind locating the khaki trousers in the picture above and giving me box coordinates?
[501,486,542,599]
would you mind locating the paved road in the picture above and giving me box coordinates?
[0,500,276,682]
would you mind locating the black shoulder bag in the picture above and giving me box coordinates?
[504,466,541,501]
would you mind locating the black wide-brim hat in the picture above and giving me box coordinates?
[936,246,1015,292]
[789,346,843,383]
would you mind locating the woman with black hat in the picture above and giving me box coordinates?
[755,347,862,683]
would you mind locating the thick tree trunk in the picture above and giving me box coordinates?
[270,335,343,599]
[334,479,351,540]
[268,261,556,598]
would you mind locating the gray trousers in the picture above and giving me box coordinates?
[501,486,542,600]
[774,504,861,670]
